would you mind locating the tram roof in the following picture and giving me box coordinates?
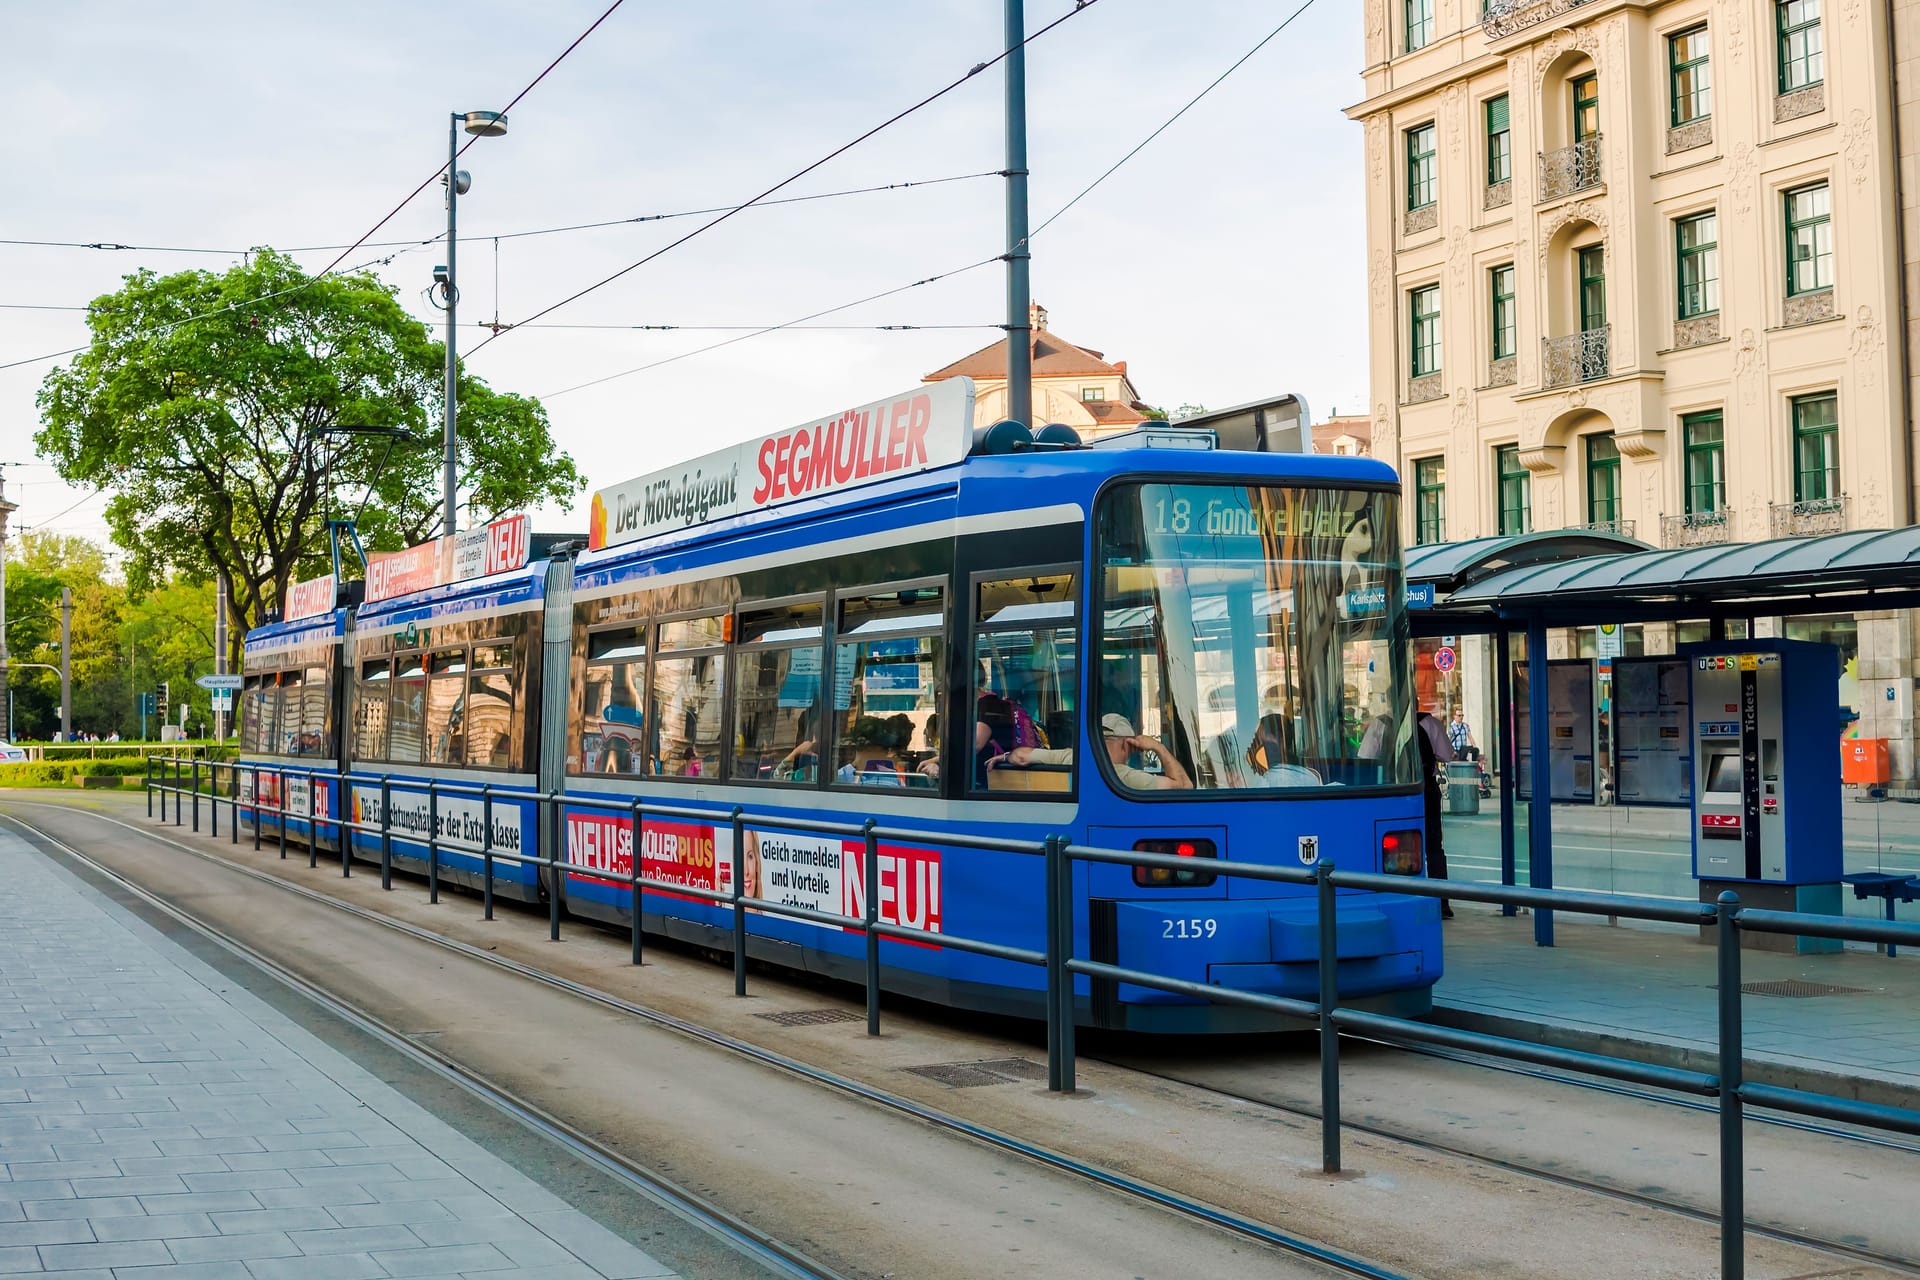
[1435,525,1920,625]
[574,444,1403,573]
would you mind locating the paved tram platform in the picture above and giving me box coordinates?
[1434,904,1920,1110]
[0,828,680,1280]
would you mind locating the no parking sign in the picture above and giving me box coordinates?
[1434,646,1457,674]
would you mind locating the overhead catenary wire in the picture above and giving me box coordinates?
[469,0,1105,361]
[459,320,998,332]
[539,254,1004,400]
[0,3,625,377]
[1030,0,1321,241]
[0,171,1005,259]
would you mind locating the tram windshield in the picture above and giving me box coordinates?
[1097,482,1419,793]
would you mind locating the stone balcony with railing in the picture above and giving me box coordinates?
[1483,0,1599,38]
[1541,326,1610,388]
[1662,510,1735,548]
[1770,496,1847,537]
[1538,136,1603,202]
[1565,517,1635,538]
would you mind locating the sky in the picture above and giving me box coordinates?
[0,0,1367,553]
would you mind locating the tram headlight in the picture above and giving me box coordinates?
[1381,828,1424,875]
[1132,838,1217,888]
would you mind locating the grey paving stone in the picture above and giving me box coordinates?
[178,1171,298,1193]
[326,1199,457,1229]
[134,1192,263,1215]
[285,1224,424,1255]
[249,1185,372,1210]
[36,1238,173,1269]
[240,1251,390,1280]
[23,1194,147,1219]
[113,1262,254,1280]
[373,1243,515,1275]
[160,1229,302,1262]
[205,1207,338,1235]
[87,1211,217,1241]
[0,1244,40,1272]
[67,1174,188,1198]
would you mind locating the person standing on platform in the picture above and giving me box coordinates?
[1415,705,1455,918]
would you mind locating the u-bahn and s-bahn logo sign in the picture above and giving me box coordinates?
[587,378,977,551]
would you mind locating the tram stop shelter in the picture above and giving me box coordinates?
[1404,526,1920,945]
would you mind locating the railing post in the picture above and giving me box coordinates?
[229,764,238,844]
[1717,890,1745,1280]
[1056,836,1076,1092]
[481,784,495,920]
[339,775,349,877]
[1044,835,1064,1091]
[629,798,644,966]
[547,794,563,942]
[379,775,392,890]
[210,763,219,839]
[1317,860,1343,1174]
[191,760,200,832]
[173,758,183,827]
[276,769,286,858]
[427,780,440,904]
[146,757,154,817]
[863,819,880,1037]
[252,765,261,851]
[307,773,318,869]
[731,807,747,997]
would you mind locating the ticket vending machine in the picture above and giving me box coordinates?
[1682,639,1841,951]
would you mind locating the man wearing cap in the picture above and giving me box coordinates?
[995,713,1192,790]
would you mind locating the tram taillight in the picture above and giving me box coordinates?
[1381,828,1424,875]
[1132,837,1218,887]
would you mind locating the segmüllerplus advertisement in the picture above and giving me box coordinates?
[564,811,942,939]
[350,783,528,857]
[238,770,334,822]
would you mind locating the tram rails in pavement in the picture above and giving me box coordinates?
[236,377,1443,1034]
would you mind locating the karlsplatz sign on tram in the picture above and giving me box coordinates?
[587,378,976,551]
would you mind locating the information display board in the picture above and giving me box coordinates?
[1611,657,1692,806]
[1515,658,1596,803]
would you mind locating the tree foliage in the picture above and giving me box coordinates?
[35,249,583,633]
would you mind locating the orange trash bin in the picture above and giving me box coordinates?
[1843,738,1890,785]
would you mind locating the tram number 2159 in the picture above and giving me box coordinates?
[1163,917,1219,939]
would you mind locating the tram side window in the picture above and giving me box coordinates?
[649,615,725,778]
[240,675,265,753]
[425,649,468,765]
[355,661,389,761]
[732,601,824,784]
[299,665,332,759]
[466,644,515,769]
[971,572,1079,795]
[582,627,647,775]
[388,652,426,765]
[832,585,944,788]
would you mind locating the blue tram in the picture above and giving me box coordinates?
[241,378,1440,1031]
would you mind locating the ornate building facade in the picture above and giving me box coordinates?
[1350,0,1920,780]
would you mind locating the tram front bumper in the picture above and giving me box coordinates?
[1107,892,1442,1005]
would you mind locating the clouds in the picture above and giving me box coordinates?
[0,0,1367,545]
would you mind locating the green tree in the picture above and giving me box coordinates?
[35,249,583,635]
[2,533,125,740]
[122,579,219,737]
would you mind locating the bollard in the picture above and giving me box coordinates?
[1044,836,1063,1091]
[547,806,562,943]
[1055,837,1076,1092]
[1717,891,1745,1280]
[731,808,746,996]
[427,781,440,904]
[481,785,494,921]
[864,820,880,1036]
[1317,861,1342,1174]
[379,775,393,890]
[629,799,644,966]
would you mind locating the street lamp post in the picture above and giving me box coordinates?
[0,475,16,743]
[441,109,509,540]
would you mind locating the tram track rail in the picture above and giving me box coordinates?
[1104,1044,1920,1278]
[3,801,1412,1280]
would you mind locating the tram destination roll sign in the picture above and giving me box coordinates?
[587,378,976,550]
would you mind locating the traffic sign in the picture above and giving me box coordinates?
[1434,646,1457,674]
[211,690,233,712]
[196,674,243,691]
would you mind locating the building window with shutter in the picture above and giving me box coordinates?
[1486,96,1510,185]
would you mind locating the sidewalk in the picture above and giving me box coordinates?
[1433,905,1920,1110]
[0,826,679,1280]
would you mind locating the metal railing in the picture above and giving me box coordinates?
[145,756,1920,1280]
[1770,495,1847,538]
[1482,0,1597,38]
[1538,135,1603,201]
[1664,509,1736,548]
[1562,517,1635,537]
[1542,324,1610,387]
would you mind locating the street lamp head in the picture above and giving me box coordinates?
[462,110,508,138]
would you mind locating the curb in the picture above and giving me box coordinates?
[1431,1001,1920,1115]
